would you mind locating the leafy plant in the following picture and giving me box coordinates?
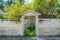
[56,8,60,18]
[0,14,5,19]
[33,0,58,18]
[24,27,36,37]
[3,0,32,21]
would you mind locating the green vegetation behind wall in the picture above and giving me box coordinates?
[0,14,4,19]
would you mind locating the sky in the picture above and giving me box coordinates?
[24,0,34,4]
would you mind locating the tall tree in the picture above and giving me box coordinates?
[4,0,32,21]
[0,0,4,9]
[33,0,58,18]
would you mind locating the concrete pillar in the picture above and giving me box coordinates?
[35,14,39,36]
[20,16,24,36]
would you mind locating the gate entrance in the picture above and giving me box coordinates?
[22,10,37,36]
[24,16,36,36]
[24,16,35,27]
[21,10,41,36]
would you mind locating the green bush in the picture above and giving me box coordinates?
[0,14,4,19]
[24,27,36,37]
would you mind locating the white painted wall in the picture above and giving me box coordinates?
[37,19,60,36]
[0,20,23,36]
[0,19,60,36]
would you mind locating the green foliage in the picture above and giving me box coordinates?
[33,0,58,18]
[33,0,46,7]
[3,0,60,18]
[0,14,4,19]
[57,9,60,18]
[0,0,4,9]
[24,27,36,36]
[3,0,32,21]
